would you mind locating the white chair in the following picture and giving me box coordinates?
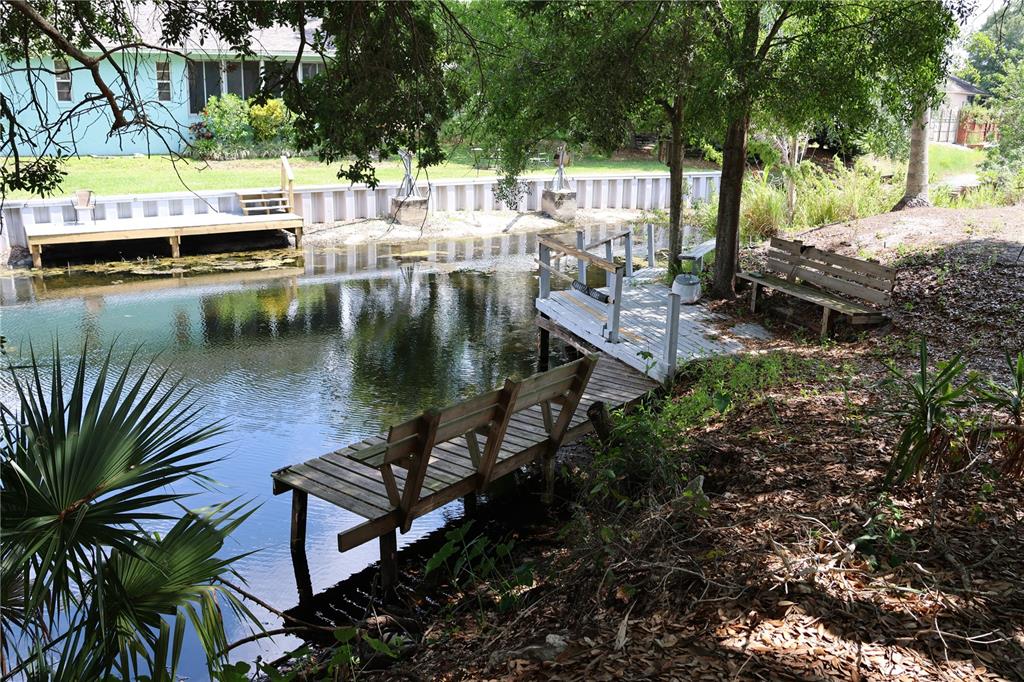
[72,189,95,224]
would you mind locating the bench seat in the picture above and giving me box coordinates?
[679,238,716,273]
[739,238,895,340]
[736,271,884,321]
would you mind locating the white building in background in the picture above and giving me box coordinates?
[930,75,989,144]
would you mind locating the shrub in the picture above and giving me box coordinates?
[249,98,292,142]
[881,340,976,486]
[203,94,252,146]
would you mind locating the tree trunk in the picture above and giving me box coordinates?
[710,114,749,299]
[894,105,931,210]
[667,103,686,271]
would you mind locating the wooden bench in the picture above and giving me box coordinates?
[272,355,598,588]
[678,237,716,273]
[737,238,896,340]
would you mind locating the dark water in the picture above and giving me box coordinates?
[0,224,683,677]
[0,236,574,677]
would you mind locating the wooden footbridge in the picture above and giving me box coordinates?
[273,353,658,596]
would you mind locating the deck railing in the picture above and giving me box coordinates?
[537,236,625,343]
[280,155,295,209]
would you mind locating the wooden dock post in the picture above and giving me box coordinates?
[663,290,682,384]
[624,231,634,277]
[168,235,181,258]
[605,240,614,289]
[647,223,656,268]
[605,268,624,343]
[290,490,313,602]
[538,316,550,373]
[379,530,398,591]
[575,230,587,283]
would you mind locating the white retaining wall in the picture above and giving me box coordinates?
[0,171,720,253]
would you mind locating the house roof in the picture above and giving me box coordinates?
[131,3,320,59]
[946,74,989,97]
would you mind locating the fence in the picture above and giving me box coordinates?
[0,171,721,254]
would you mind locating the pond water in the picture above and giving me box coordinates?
[0,225,685,677]
[0,232,580,677]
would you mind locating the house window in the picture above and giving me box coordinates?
[156,60,172,101]
[301,62,322,81]
[54,59,72,102]
[187,60,222,113]
[263,60,289,97]
[225,60,260,99]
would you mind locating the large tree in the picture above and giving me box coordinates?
[703,0,962,298]
[0,0,467,197]
[453,1,716,270]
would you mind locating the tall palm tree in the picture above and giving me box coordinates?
[1,345,258,680]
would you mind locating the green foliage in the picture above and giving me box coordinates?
[425,521,534,616]
[984,60,1024,180]
[204,94,254,146]
[854,494,917,569]
[193,96,297,159]
[740,169,786,241]
[704,159,904,242]
[881,343,1024,486]
[249,98,292,143]
[958,4,1024,92]
[977,353,1024,478]
[880,340,976,486]
[585,353,821,509]
[227,627,400,681]
[0,345,257,680]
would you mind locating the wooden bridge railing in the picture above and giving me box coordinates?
[538,236,625,343]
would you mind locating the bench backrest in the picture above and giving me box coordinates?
[380,355,597,530]
[765,238,896,308]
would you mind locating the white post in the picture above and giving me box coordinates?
[624,231,633,277]
[663,291,681,384]
[539,243,551,299]
[322,191,336,224]
[605,267,624,343]
[647,223,656,268]
[605,240,613,289]
[575,229,587,283]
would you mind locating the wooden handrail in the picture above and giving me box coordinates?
[538,237,621,274]
[583,228,631,250]
[280,155,295,210]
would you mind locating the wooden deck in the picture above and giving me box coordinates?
[536,281,743,382]
[26,211,303,268]
[272,355,658,596]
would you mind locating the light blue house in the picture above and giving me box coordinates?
[1,6,322,157]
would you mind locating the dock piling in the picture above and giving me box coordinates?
[379,530,398,591]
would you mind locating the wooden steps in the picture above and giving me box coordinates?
[237,190,292,215]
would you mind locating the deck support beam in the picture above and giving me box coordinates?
[293,226,303,249]
[379,530,398,591]
[30,244,43,269]
[289,490,313,602]
[168,235,181,259]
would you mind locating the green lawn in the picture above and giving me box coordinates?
[927,142,985,180]
[7,150,699,199]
